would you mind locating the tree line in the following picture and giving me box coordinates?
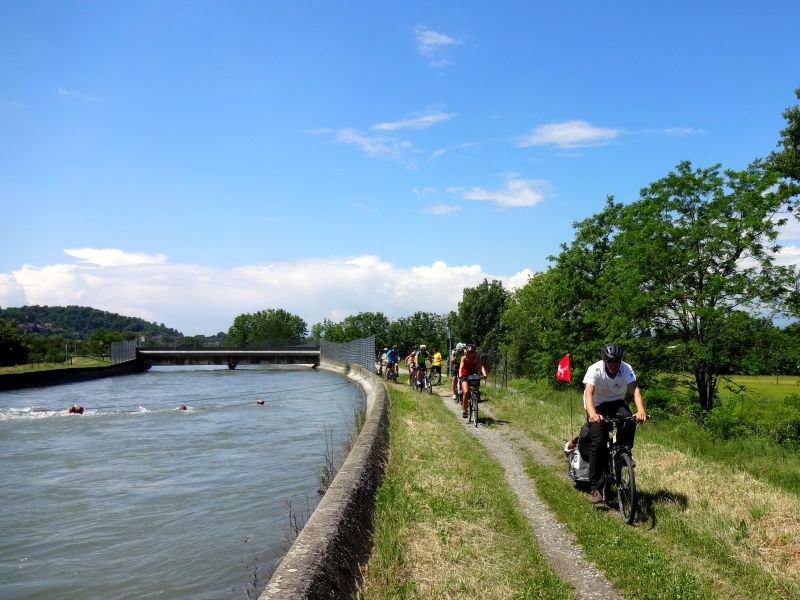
[0,305,224,365]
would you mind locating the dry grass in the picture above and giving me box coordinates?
[637,442,800,580]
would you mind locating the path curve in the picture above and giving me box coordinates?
[436,388,621,600]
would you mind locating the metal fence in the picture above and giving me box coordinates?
[320,335,376,373]
[110,340,138,364]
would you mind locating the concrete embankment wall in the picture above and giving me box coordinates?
[261,360,389,599]
[0,360,145,391]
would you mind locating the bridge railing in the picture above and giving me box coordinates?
[139,340,320,351]
[320,335,376,373]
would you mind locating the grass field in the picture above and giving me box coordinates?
[0,356,109,375]
[361,375,800,598]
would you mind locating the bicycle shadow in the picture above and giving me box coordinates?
[476,415,510,426]
[635,488,689,528]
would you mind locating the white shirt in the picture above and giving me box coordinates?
[582,360,637,408]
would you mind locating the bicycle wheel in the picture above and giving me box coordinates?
[471,390,479,427]
[615,451,637,524]
[431,370,441,386]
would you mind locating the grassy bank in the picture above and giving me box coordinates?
[0,356,109,375]
[488,380,800,599]
[358,379,574,599]
[360,376,799,598]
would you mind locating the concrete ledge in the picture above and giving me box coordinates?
[0,360,145,391]
[260,360,389,599]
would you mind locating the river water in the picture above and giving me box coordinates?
[0,366,365,600]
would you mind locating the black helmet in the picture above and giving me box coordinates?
[600,343,623,361]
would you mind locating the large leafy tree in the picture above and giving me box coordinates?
[769,87,800,182]
[315,312,391,348]
[610,160,798,411]
[387,311,448,354]
[452,279,509,367]
[227,309,307,345]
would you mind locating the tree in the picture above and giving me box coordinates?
[770,87,800,182]
[611,160,799,411]
[227,309,308,345]
[452,279,509,368]
[0,317,28,366]
[387,312,448,354]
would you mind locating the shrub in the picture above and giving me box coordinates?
[704,403,755,440]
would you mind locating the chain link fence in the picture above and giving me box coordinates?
[110,340,138,364]
[320,335,376,373]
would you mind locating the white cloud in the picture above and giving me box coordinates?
[432,142,480,159]
[775,211,800,241]
[64,248,167,267]
[58,88,97,102]
[425,203,462,215]
[774,244,800,268]
[451,177,548,208]
[0,250,532,336]
[658,127,705,137]
[415,26,461,67]
[518,120,621,149]
[371,112,456,132]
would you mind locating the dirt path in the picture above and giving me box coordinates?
[436,388,621,600]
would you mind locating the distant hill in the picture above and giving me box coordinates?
[0,305,184,342]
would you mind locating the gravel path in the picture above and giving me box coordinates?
[436,389,621,600]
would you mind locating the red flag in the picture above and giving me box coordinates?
[556,354,571,382]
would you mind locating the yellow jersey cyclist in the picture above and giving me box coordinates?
[431,349,443,382]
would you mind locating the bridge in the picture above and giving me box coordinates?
[136,346,321,369]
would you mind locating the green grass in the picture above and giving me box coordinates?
[0,356,109,375]
[359,381,575,599]
[487,379,800,599]
[359,376,800,598]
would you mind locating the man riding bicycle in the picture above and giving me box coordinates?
[459,343,488,418]
[583,343,647,504]
[385,345,399,380]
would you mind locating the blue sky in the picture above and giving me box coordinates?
[1,1,799,335]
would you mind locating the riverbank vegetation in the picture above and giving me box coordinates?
[358,380,575,599]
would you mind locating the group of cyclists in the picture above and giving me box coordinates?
[379,341,489,419]
[380,339,648,507]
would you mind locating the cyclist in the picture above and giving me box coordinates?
[450,342,466,401]
[431,348,443,382]
[414,344,430,387]
[583,342,647,504]
[406,347,417,382]
[385,345,399,380]
[459,343,488,418]
[379,347,388,376]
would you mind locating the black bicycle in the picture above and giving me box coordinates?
[430,366,442,386]
[465,374,481,427]
[601,416,638,524]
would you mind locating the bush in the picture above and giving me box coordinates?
[704,403,755,440]
[784,394,800,411]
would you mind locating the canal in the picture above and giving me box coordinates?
[0,365,364,600]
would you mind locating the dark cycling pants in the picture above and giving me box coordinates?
[588,401,635,491]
